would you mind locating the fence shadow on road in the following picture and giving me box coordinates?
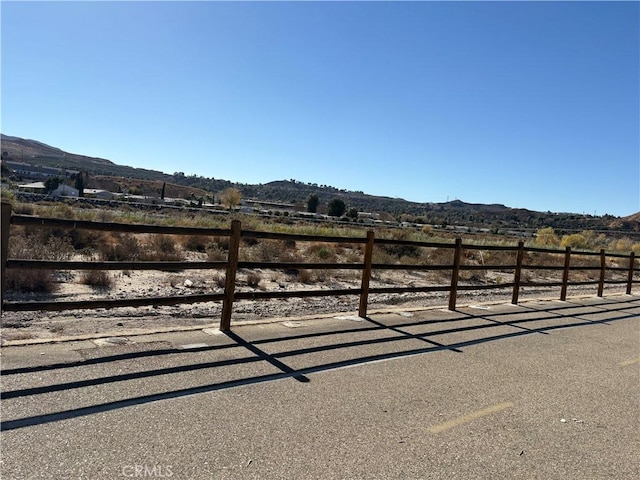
[2,295,639,431]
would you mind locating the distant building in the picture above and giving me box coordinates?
[4,161,79,179]
[17,181,47,193]
[52,184,79,197]
[18,181,79,197]
[83,188,115,200]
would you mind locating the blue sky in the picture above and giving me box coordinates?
[1,1,638,217]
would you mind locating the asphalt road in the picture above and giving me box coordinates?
[1,294,639,479]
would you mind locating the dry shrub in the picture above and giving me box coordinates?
[141,235,184,261]
[1,330,34,341]
[524,251,563,268]
[100,234,184,262]
[80,270,114,289]
[374,243,426,266]
[337,241,359,251]
[242,237,259,247]
[49,204,75,219]
[428,247,454,265]
[306,243,337,262]
[180,235,211,253]
[483,249,518,269]
[213,273,226,288]
[67,229,107,251]
[372,247,395,265]
[246,271,262,288]
[344,250,363,263]
[12,203,34,215]
[462,249,481,263]
[312,269,329,283]
[381,243,419,260]
[207,244,227,261]
[297,269,312,284]
[379,230,420,259]
[248,239,300,263]
[5,270,58,293]
[4,231,74,293]
[567,253,601,282]
[99,234,142,261]
[214,236,229,251]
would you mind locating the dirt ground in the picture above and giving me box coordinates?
[0,263,621,343]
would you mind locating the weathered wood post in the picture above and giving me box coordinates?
[358,230,375,318]
[597,249,606,297]
[511,241,525,305]
[448,238,462,311]
[1,202,11,308]
[560,246,572,301]
[220,220,241,331]
[626,252,635,295]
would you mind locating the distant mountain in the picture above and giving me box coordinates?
[1,134,114,166]
[1,134,167,180]
[1,134,636,233]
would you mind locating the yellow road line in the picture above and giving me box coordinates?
[428,402,514,434]
[619,357,640,367]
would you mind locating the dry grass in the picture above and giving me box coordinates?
[3,202,636,298]
[5,230,74,293]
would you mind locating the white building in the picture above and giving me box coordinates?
[52,184,79,197]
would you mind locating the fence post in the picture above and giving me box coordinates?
[597,249,606,297]
[220,219,241,331]
[626,252,635,295]
[1,202,11,308]
[448,238,462,311]
[511,241,525,305]
[358,231,375,318]
[560,246,571,301]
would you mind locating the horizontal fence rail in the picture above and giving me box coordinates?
[1,202,637,331]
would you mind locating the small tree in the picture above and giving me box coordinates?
[327,198,346,217]
[74,171,85,197]
[1,162,11,179]
[44,177,61,193]
[219,187,242,211]
[161,182,166,200]
[346,207,358,219]
[307,193,319,213]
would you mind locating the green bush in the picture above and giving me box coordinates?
[327,198,346,217]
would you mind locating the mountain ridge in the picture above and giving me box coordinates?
[2,134,637,232]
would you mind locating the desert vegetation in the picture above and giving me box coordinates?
[1,199,637,310]
[1,197,637,342]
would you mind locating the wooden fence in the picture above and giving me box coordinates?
[1,202,637,331]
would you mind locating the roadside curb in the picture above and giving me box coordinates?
[0,293,619,348]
